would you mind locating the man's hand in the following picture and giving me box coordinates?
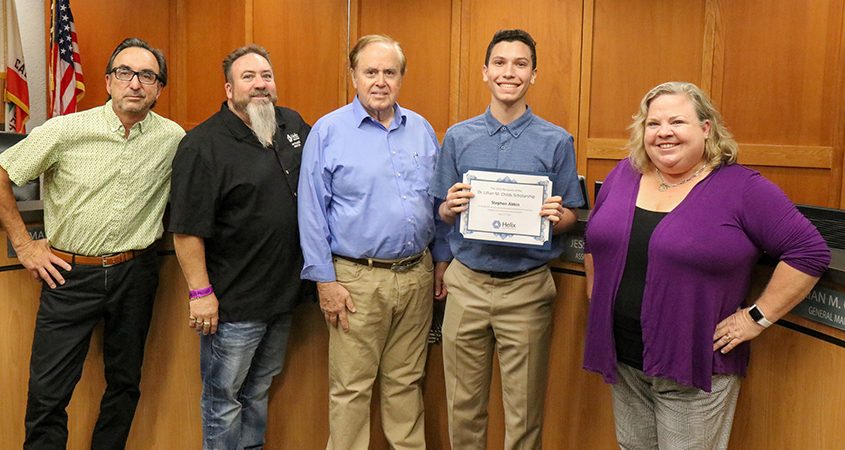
[318,281,356,332]
[15,239,71,289]
[540,195,576,234]
[439,182,474,224]
[434,261,449,301]
[540,195,564,223]
[189,294,219,335]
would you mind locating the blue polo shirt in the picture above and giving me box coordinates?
[429,106,583,272]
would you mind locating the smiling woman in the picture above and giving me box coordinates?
[583,81,831,450]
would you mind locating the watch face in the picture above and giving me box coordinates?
[749,305,764,322]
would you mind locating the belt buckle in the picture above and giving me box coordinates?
[101,253,123,268]
[390,261,413,273]
[390,254,421,273]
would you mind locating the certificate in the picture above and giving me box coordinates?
[459,169,552,249]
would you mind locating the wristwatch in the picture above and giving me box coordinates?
[748,304,774,328]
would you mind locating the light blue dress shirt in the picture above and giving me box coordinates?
[429,107,584,272]
[298,97,451,282]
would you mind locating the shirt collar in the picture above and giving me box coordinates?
[352,95,406,130]
[102,99,155,134]
[483,105,534,138]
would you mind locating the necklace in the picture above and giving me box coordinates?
[655,163,707,192]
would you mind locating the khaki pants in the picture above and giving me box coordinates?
[442,259,557,450]
[326,252,434,450]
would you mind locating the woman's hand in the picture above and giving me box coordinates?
[713,308,765,354]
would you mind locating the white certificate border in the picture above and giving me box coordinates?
[459,170,552,248]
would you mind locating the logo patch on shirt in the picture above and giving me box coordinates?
[286,133,302,148]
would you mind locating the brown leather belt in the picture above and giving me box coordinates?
[334,250,426,273]
[51,247,147,267]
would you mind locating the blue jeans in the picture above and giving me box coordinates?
[200,313,292,450]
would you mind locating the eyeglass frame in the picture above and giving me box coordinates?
[108,66,161,85]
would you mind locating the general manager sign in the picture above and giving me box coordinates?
[792,285,845,331]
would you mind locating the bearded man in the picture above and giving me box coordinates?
[169,44,312,449]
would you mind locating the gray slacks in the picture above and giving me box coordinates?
[611,362,740,450]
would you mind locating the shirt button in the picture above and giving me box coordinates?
[294,192,297,197]
[407,218,412,223]
[402,195,407,200]
[396,173,401,177]
[285,169,290,174]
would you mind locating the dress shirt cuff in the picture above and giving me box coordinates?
[301,263,337,283]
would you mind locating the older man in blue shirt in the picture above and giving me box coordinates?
[298,34,450,450]
[431,29,584,450]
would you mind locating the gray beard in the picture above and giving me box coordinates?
[246,101,277,147]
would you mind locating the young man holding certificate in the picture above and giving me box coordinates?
[430,29,584,449]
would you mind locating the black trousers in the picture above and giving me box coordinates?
[24,250,159,450]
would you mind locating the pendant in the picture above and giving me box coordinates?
[658,183,669,192]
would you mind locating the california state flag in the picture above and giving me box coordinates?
[4,0,29,133]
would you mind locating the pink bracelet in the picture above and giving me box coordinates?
[189,285,214,300]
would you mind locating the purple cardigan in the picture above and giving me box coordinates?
[583,160,830,391]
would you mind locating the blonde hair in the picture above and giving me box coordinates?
[349,34,406,75]
[627,81,738,173]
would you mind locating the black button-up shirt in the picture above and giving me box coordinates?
[169,103,312,321]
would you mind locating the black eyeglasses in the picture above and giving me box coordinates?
[110,67,159,85]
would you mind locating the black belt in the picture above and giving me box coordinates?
[471,263,546,279]
[334,251,426,273]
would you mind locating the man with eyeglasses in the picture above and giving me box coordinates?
[169,44,312,449]
[0,37,184,449]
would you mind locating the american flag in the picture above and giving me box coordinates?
[49,0,85,117]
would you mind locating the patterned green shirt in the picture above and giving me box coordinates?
[0,101,184,255]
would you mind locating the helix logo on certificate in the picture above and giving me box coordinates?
[459,169,552,249]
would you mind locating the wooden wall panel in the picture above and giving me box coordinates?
[587,0,706,141]
[719,0,842,146]
[581,0,845,209]
[748,166,831,206]
[69,0,172,117]
[580,0,708,198]
[0,269,41,448]
[253,0,347,126]
[730,271,845,449]
[458,0,583,134]
[356,0,453,134]
[171,0,246,129]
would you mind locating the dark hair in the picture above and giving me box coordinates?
[349,35,407,75]
[485,29,537,69]
[223,45,272,83]
[105,38,168,86]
